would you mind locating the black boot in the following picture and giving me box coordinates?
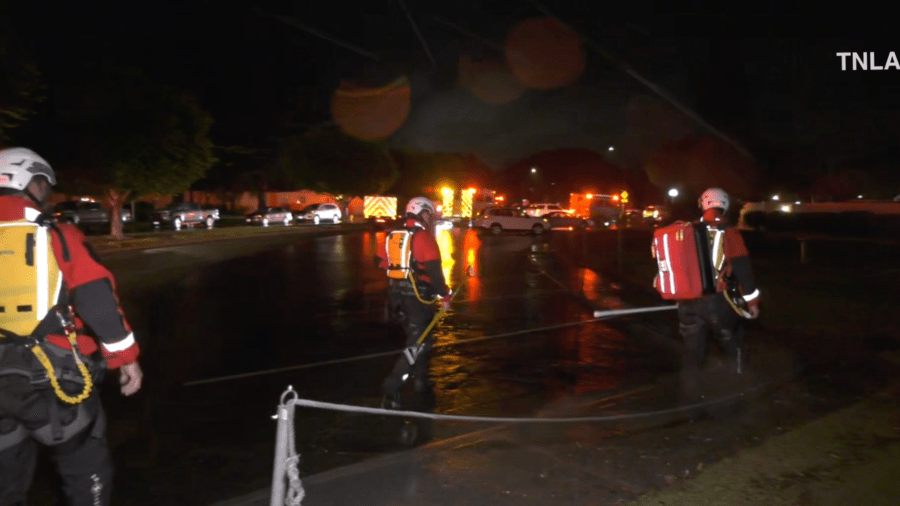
[413,377,435,393]
[381,392,402,410]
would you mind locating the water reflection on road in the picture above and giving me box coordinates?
[89,227,673,505]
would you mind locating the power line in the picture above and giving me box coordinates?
[427,14,505,53]
[395,0,437,68]
[258,8,381,61]
[529,1,755,162]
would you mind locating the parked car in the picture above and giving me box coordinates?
[543,210,594,230]
[472,207,550,235]
[152,202,219,229]
[297,203,342,225]
[53,201,109,226]
[246,207,293,226]
[524,203,569,217]
[435,218,453,231]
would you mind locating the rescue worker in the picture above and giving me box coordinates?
[0,147,143,506]
[678,188,760,402]
[376,196,451,410]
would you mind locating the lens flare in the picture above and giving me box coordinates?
[331,77,411,141]
[505,18,585,90]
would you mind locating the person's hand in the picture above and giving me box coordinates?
[440,291,452,312]
[119,361,143,396]
[746,299,760,319]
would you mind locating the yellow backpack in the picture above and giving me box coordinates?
[0,213,64,338]
[0,210,93,404]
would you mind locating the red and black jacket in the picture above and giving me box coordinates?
[701,208,759,303]
[0,196,140,369]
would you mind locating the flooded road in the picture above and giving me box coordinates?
[25,227,897,505]
[35,227,669,505]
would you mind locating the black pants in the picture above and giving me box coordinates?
[382,284,437,402]
[0,345,113,506]
[677,293,746,400]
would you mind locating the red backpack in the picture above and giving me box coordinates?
[651,221,716,300]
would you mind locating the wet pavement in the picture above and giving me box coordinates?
[24,226,900,505]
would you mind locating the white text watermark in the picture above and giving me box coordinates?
[836,52,900,70]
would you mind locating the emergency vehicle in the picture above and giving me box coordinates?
[433,187,499,219]
[363,195,399,226]
[569,191,629,224]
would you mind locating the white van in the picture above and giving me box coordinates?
[472,207,550,235]
[524,203,568,217]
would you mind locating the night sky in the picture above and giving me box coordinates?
[6,1,900,188]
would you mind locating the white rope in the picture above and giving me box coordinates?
[283,396,304,506]
[273,388,305,506]
[184,313,621,387]
[287,377,777,423]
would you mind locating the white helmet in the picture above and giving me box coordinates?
[406,196,436,218]
[699,187,729,211]
[0,147,56,190]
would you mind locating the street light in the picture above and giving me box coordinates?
[530,167,537,174]
[668,188,678,206]
[772,195,780,201]
[608,146,614,152]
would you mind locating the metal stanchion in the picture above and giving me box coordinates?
[270,403,290,506]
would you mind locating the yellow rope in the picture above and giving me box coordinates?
[29,332,93,404]
[408,271,440,306]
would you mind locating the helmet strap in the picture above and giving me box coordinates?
[24,178,51,207]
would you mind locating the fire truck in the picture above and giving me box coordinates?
[435,187,499,219]
[363,195,399,226]
[569,191,629,223]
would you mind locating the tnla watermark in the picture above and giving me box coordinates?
[836,52,900,70]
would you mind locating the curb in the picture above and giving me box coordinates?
[88,224,371,255]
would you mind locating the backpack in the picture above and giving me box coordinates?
[651,221,717,300]
[0,210,65,338]
[0,210,93,406]
[386,227,418,281]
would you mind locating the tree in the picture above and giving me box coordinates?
[57,67,218,239]
[279,128,398,199]
[0,28,46,143]
[189,145,258,213]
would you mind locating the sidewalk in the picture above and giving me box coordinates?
[213,358,900,506]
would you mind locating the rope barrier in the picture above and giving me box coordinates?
[184,313,619,387]
[284,382,767,423]
[266,372,793,504]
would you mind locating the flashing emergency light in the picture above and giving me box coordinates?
[460,188,475,217]
[441,187,453,216]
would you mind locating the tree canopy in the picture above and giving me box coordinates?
[278,128,398,197]
[52,66,218,238]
